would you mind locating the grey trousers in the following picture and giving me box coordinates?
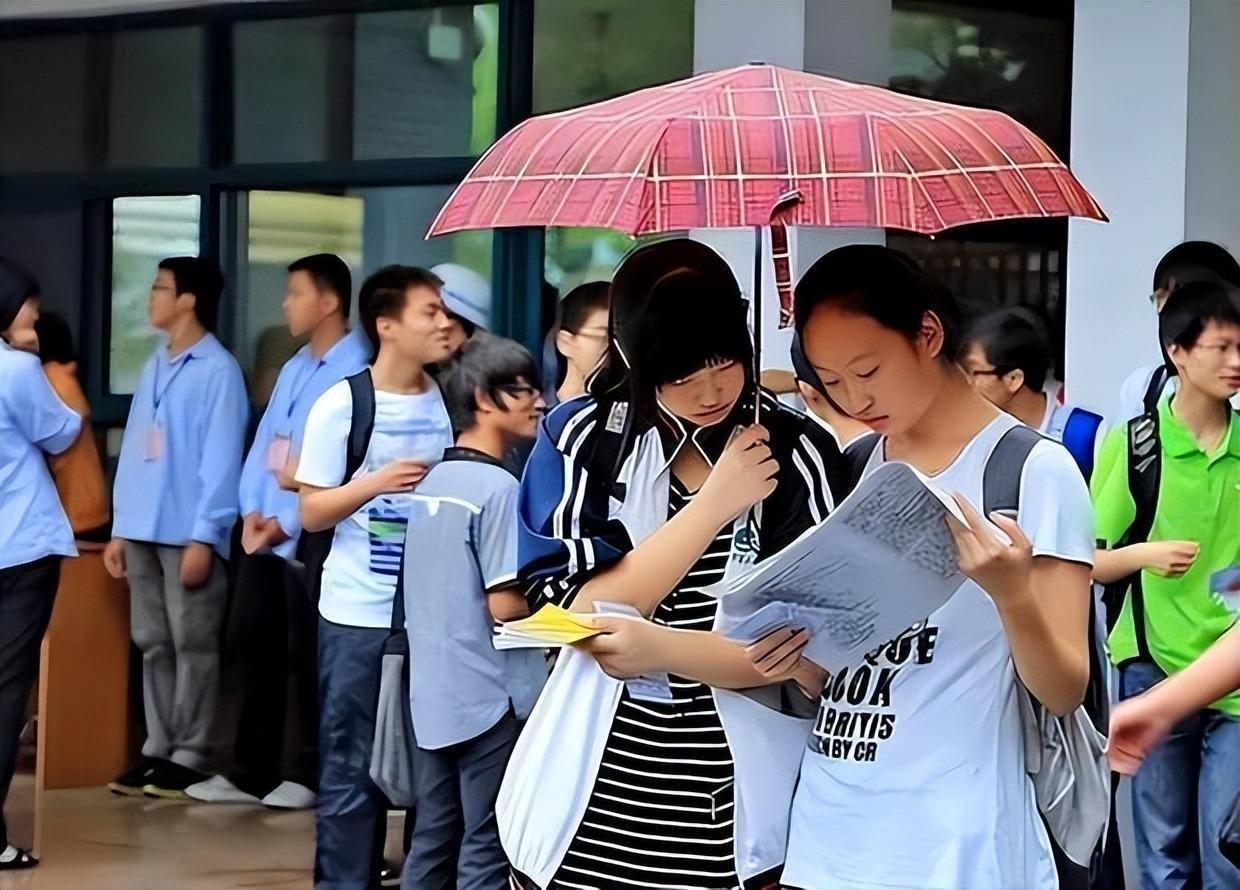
[402,710,520,890]
[125,542,227,771]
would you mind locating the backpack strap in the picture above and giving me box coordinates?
[983,424,1111,730]
[981,424,1042,517]
[388,554,409,651]
[1142,365,1170,417]
[1060,407,1104,482]
[344,368,376,484]
[297,369,378,607]
[346,367,407,643]
[1120,409,1161,661]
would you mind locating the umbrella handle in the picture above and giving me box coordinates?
[745,189,804,554]
[770,190,802,329]
[751,189,803,424]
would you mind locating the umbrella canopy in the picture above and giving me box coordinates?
[429,62,1105,239]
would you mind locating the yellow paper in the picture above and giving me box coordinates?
[501,604,601,644]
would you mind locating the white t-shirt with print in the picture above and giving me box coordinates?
[783,414,1094,890]
[296,377,453,628]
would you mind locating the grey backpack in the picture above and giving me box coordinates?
[846,425,1110,870]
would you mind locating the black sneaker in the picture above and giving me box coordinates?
[108,758,163,797]
[143,760,209,800]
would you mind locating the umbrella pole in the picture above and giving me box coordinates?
[752,225,763,425]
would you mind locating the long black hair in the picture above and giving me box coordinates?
[590,239,752,431]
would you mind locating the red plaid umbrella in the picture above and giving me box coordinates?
[428,62,1106,239]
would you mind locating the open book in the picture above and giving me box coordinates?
[715,461,968,673]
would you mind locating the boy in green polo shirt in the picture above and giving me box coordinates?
[1092,280,1240,888]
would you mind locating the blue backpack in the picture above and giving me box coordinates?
[1059,406,1104,482]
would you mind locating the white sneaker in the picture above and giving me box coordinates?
[185,775,262,805]
[261,781,317,810]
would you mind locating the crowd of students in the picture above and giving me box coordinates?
[0,234,1236,890]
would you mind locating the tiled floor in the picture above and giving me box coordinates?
[1,784,404,889]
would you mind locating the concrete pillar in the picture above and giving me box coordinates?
[1184,0,1240,252]
[691,0,890,371]
[796,0,890,335]
[1065,0,1240,416]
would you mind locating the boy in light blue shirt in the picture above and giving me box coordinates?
[104,256,248,799]
[187,254,369,811]
[400,335,548,889]
[0,258,81,872]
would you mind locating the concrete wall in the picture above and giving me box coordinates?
[1184,0,1240,253]
[1066,0,1192,417]
[692,0,889,372]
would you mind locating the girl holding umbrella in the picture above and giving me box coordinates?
[505,238,845,889]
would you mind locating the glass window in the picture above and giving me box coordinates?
[533,0,694,113]
[0,34,90,173]
[544,227,633,296]
[0,28,201,172]
[232,4,498,164]
[233,187,492,407]
[889,224,1067,378]
[110,195,202,394]
[890,1,1070,156]
[106,27,203,168]
[889,1,1071,377]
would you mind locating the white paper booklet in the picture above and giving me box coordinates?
[715,461,966,673]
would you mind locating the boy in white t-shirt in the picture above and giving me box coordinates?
[295,265,455,889]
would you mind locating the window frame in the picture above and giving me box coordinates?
[0,0,540,424]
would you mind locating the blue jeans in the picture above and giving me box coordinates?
[316,619,390,890]
[401,710,518,890]
[1120,660,1240,889]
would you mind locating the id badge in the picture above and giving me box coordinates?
[144,423,165,462]
[267,433,292,473]
[626,672,675,704]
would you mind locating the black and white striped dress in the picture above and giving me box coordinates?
[551,479,740,890]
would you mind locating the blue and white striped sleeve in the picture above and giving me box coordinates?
[517,399,633,611]
[759,411,842,558]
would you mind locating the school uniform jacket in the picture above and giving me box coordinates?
[501,388,845,887]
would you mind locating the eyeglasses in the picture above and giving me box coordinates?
[968,367,1007,378]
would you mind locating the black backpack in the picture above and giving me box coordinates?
[297,369,376,604]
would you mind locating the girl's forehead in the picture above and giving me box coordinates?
[802,308,891,360]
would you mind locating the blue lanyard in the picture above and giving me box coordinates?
[151,353,194,419]
[285,358,326,420]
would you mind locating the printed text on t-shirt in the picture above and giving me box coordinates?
[810,620,939,762]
